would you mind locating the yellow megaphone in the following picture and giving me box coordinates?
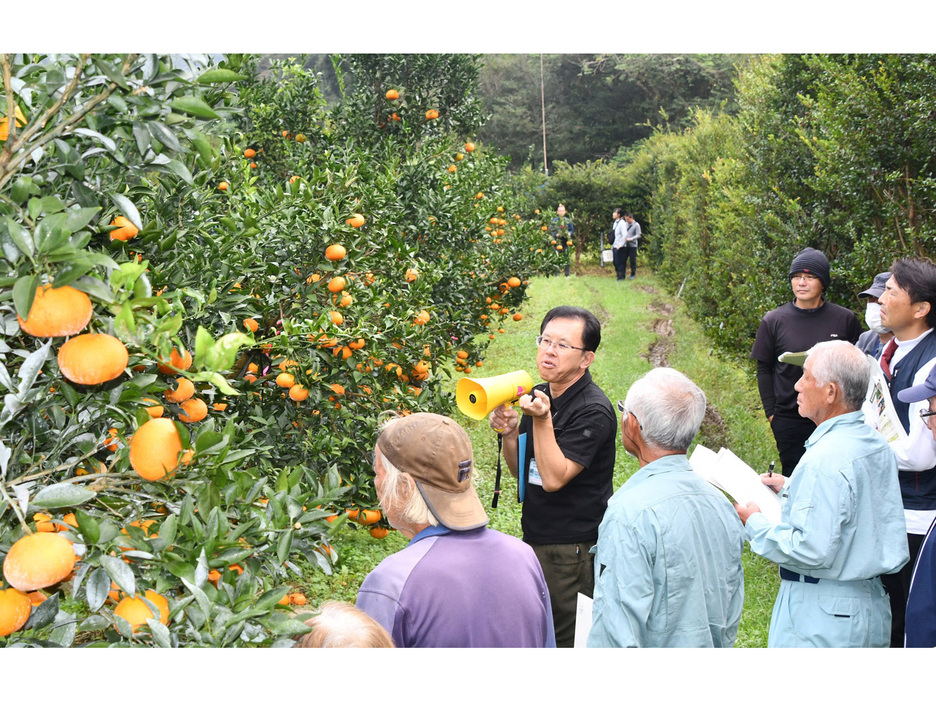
[456,370,534,420]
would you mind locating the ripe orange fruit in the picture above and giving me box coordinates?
[157,347,193,374]
[109,215,139,242]
[129,417,184,481]
[369,526,390,539]
[405,268,418,282]
[327,276,346,293]
[464,142,475,152]
[58,333,128,385]
[0,104,27,141]
[164,377,195,403]
[276,372,296,388]
[385,89,400,100]
[288,592,307,606]
[113,590,169,632]
[358,509,381,525]
[212,402,227,411]
[17,284,93,338]
[142,398,164,418]
[33,513,56,533]
[250,162,258,169]
[513,313,523,322]
[339,293,353,308]
[218,182,229,191]
[244,148,256,159]
[346,213,366,228]
[414,310,430,325]
[289,384,308,402]
[508,276,522,288]
[0,588,32,637]
[425,109,439,120]
[178,397,208,423]
[243,318,259,332]
[295,133,307,143]
[348,338,366,350]
[329,310,343,326]
[3,532,76,591]
[325,244,346,261]
[330,383,345,396]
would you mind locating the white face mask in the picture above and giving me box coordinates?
[865,302,891,335]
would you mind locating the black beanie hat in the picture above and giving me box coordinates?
[789,247,831,290]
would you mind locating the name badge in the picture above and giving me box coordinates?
[528,458,543,487]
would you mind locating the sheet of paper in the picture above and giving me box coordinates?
[862,355,907,445]
[573,592,593,648]
[689,445,782,523]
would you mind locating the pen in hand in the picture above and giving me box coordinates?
[768,461,774,478]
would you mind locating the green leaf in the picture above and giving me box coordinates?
[76,509,101,544]
[196,68,248,84]
[186,129,212,166]
[276,529,294,564]
[32,482,96,509]
[53,260,94,288]
[71,274,116,304]
[132,121,151,156]
[86,567,111,611]
[13,274,38,320]
[65,207,101,233]
[92,56,129,90]
[165,159,194,185]
[169,97,220,120]
[101,555,136,599]
[110,193,143,231]
[5,218,35,259]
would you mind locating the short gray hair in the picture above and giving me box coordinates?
[624,367,706,452]
[807,340,870,411]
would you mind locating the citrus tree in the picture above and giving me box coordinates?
[1,53,553,647]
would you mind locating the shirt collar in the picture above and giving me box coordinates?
[550,368,593,411]
[629,453,691,485]
[408,523,450,546]
[805,410,864,447]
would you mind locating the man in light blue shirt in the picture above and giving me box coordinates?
[736,340,909,647]
[588,368,746,647]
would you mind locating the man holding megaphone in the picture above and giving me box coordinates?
[489,306,617,647]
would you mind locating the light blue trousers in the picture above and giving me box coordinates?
[768,576,891,647]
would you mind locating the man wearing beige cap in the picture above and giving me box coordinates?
[355,412,556,647]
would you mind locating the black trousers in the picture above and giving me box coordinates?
[612,247,627,279]
[625,246,637,276]
[769,414,815,477]
[881,531,926,647]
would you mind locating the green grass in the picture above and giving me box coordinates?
[306,266,779,646]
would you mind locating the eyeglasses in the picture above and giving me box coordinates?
[791,274,819,282]
[535,335,587,353]
[920,408,936,427]
[616,400,642,429]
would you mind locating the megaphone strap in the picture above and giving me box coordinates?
[492,433,503,509]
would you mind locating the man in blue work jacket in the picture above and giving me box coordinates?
[588,367,746,647]
[736,340,909,647]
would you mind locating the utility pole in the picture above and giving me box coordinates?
[540,54,548,177]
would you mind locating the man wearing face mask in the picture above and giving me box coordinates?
[856,272,894,358]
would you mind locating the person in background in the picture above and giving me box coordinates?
[551,204,574,277]
[856,271,893,358]
[623,213,641,279]
[489,306,616,647]
[871,257,936,646]
[896,363,936,647]
[611,207,629,281]
[737,341,908,647]
[750,247,862,477]
[589,367,745,647]
[297,600,394,648]
[356,412,555,648]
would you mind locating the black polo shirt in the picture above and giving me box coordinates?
[517,369,616,544]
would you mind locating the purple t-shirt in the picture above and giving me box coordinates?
[356,526,556,647]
